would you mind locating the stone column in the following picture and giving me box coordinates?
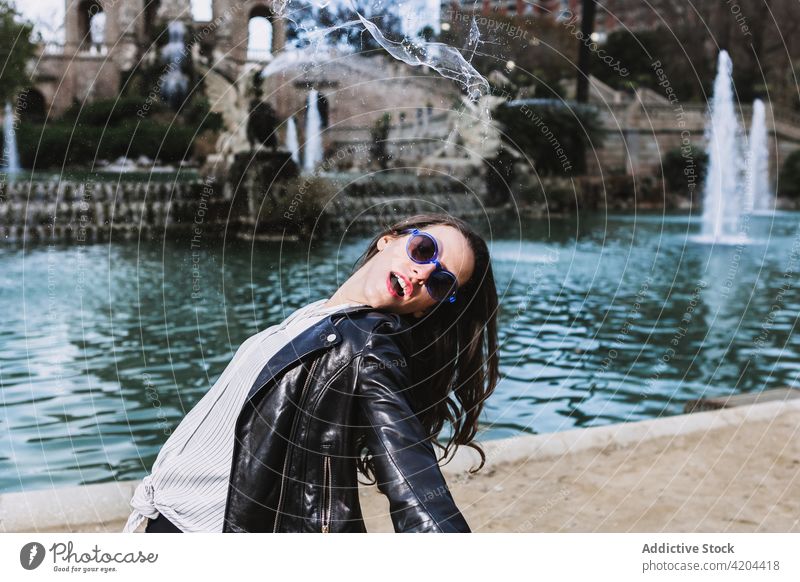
[271,16,286,54]
[63,0,80,54]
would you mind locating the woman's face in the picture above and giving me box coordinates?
[362,225,475,318]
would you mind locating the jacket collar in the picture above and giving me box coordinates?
[246,303,379,401]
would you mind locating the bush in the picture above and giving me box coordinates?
[181,96,224,133]
[659,145,708,194]
[0,1,36,103]
[59,96,168,126]
[492,100,604,176]
[15,94,216,168]
[778,150,800,199]
[17,121,196,168]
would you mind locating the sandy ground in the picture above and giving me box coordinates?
[48,404,799,533]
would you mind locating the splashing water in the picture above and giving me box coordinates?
[2,102,20,175]
[350,9,489,102]
[273,1,489,102]
[247,2,492,173]
[700,51,747,244]
[286,115,300,165]
[465,16,480,61]
[744,99,772,214]
[303,90,323,173]
[161,21,189,108]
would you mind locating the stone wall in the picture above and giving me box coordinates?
[0,171,499,245]
[0,178,232,244]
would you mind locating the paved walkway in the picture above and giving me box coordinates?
[3,399,798,533]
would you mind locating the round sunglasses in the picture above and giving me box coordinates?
[400,228,459,303]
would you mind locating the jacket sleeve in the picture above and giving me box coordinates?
[354,329,471,533]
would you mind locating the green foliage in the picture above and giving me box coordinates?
[589,28,711,102]
[778,150,800,200]
[659,145,708,194]
[181,96,223,132]
[16,89,227,169]
[17,121,196,168]
[60,97,168,126]
[0,1,36,103]
[493,101,604,176]
[440,14,574,96]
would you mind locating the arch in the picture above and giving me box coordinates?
[143,0,162,38]
[77,0,106,53]
[317,92,329,129]
[17,88,47,122]
[247,4,274,61]
[217,1,287,63]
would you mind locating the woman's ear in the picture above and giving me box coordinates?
[376,233,400,251]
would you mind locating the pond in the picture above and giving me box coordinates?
[2,211,799,493]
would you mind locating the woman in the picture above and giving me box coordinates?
[122,213,499,533]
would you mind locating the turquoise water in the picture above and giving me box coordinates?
[2,212,799,493]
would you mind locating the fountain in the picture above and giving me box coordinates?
[160,21,190,110]
[286,115,300,165]
[2,102,20,176]
[700,50,747,244]
[744,98,772,214]
[303,89,323,174]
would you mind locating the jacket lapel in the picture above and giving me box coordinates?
[246,303,376,401]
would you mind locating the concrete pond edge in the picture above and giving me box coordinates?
[2,398,798,532]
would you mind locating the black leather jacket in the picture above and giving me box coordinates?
[222,304,470,533]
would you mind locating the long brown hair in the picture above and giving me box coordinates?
[353,213,500,480]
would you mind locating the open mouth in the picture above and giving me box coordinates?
[387,271,410,299]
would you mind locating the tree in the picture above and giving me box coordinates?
[438,10,575,98]
[493,101,604,176]
[778,150,800,200]
[659,146,708,194]
[0,1,36,104]
[575,0,597,103]
[418,25,435,42]
[589,28,710,102]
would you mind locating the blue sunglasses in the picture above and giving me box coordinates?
[400,228,459,303]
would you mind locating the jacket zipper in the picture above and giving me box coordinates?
[273,357,320,532]
[321,454,332,533]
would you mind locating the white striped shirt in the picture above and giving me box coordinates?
[122,298,365,533]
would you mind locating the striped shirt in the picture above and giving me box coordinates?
[122,298,365,533]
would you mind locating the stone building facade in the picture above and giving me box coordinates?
[31,0,288,116]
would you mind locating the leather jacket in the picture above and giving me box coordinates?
[222,304,471,533]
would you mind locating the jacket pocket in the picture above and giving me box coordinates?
[320,444,333,533]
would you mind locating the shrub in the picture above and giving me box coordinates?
[778,150,800,199]
[17,121,196,168]
[59,96,168,126]
[659,145,708,194]
[15,95,213,168]
[492,100,604,176]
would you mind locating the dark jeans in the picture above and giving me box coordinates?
[145,513,183,533]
